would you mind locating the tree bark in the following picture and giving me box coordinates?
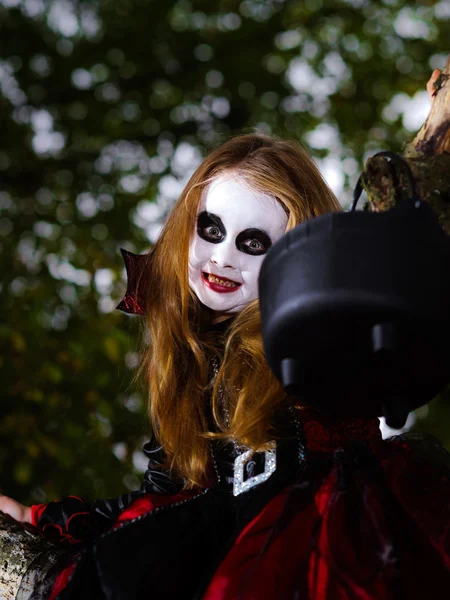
[0,512,63,599]
[362,54,450,234]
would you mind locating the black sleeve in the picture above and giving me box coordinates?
[34,491,142,547]
[34,437,184,546]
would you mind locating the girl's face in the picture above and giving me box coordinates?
[188,173,288,320]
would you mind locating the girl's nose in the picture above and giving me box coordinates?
[210,241,237,269]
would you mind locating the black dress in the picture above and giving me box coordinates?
[30,319,450,598]
[30,408,450,600]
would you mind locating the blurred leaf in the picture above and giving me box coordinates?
[104,337,121,362]
[14,461,32,485]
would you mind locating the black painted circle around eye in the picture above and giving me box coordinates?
[196,211,226,244]
[237,240,266,256]
[236,228,272,256]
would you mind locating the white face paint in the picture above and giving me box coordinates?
[188,172,288,319]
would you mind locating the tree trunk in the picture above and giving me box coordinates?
[362,55,450,233]
[0,512,64,599]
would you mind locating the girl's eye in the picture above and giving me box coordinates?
[236,228,272,256]
[196,212,226,244]
[242,239,266,254]
[204,225,222,239]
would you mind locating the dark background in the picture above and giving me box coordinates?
[1,0,450,505]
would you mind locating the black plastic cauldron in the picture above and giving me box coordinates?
[259,153,450,428]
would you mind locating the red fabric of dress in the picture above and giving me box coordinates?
[31,412,450,599]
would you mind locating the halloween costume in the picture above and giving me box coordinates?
[30,404,450,599]
[29,156,450,598]
[29,327,450,600]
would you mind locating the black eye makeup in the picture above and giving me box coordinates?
[236,228,272,256]
[197,211,226,244]
[196,212,272,256]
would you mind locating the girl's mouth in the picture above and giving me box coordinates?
[202,272,242,293]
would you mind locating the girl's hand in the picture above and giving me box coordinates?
[0,494,32,524]
[427,69,441,104]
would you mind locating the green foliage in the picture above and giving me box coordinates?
[1,0,449,503]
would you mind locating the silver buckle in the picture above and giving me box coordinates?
[233,442,277,496]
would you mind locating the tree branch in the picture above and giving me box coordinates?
[362,54,450,234]
[0,512,63,599]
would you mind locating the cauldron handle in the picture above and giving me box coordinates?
[351,151,420,212]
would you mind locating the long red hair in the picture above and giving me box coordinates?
[139,134,342,488]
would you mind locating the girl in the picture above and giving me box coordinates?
[1,73,449,598]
